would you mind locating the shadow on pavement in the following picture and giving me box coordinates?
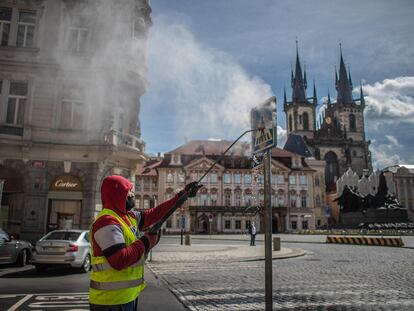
[0,266,83,278]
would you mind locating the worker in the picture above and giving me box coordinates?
[89,175,201,310]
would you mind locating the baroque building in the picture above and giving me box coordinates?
[0,0,151,241]
[136,140,328,234]
[284,44,372,191]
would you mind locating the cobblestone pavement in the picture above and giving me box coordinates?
[148,243,414,311]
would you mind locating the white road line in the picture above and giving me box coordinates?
[7,294,34,311]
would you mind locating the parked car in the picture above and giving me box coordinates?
[31,230,91,273]
[0,228,32,267]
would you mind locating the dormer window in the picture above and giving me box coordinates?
[169,153,181,165]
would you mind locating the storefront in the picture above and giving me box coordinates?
[47,175,83,232]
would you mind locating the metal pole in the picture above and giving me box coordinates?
[263,150,273,310]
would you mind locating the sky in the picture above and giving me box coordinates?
[140,0,414,169]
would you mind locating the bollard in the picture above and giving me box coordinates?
[273,237,281,251]
[185,234,191,246]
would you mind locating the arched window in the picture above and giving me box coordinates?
[303,112,309,130]
[289,115,293,132]
[316,195,321,207]
[349,114,356,132]
[324,151,339,190]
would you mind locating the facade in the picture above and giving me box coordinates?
[144,140,327,234]
[0,0,152,241]
[284,44,372,191]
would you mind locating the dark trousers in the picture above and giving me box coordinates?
[90,299,138,311]
[250,234,256,246]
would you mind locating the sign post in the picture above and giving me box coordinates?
[251,96,277,311]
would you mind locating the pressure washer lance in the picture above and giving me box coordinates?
[147,128,265,235]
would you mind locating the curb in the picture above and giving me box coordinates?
[240,248,307,262]
[326,236,404,247]
[147,264,196,311]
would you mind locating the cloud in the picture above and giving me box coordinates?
[145,18,273,143]
[363,76,414,125]
[359,77,414,169]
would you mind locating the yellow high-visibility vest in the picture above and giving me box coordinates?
[89,209,146,305]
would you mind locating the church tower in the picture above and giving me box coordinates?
[284,44,372,191]
[283,42,317,140]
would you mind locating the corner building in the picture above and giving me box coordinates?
[0,0,151,241]
[150,140,327,234]
[284,45,372,191]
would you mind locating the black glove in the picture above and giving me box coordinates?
[183,182,203,198]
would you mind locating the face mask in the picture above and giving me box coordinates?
[126,196,135,211]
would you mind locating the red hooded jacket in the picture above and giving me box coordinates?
[91,175,179,270]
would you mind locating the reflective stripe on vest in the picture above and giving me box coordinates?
[92,256,146,272]
[90,278,144,291]
[89,209,146,305]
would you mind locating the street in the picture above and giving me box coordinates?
[1,236,413,311]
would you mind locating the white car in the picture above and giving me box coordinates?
[31,230,91,273]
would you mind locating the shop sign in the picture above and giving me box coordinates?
[50,175,82,192]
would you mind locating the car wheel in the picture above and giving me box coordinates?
[35,265,47,273]
[79,254,91,273]
[16,249,27,267]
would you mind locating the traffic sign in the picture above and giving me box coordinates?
[251,96,277,155]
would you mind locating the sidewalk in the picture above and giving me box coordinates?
[149,243,306,263]
[139,266,188,311]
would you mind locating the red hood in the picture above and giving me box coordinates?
[101,175,133,215]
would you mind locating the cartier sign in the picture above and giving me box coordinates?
[50,175,82,192]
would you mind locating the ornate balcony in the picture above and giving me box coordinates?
[103,129,146,160]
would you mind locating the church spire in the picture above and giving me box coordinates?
[284,87,287,105]
[327,89,332,106]
[291,40,307,102]
[313,80,317,105]
[360,82,365,108]
[336,44,353,104]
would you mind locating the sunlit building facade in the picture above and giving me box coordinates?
[0,0,151,241]
[140,140,327,234]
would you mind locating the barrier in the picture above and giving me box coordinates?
[326,236,404,247]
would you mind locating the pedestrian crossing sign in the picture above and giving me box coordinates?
[251,96,277,155]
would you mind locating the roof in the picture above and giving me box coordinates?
[283,134,313,158]
[384,164,414,174]
[159,140,311,170]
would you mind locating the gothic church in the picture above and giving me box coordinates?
[283,44,372,190]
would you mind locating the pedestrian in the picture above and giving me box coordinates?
[89,175,201,310]
[249,222,257,246]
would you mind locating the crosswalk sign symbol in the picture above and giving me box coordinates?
[251,96,277,155]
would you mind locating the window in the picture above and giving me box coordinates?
[60,99,84,129]
[235,220,241,229]
[234,174,241,184]
[135,178,141,191]
[277,195,284,207]
[200,194,207,206]
[152,178,157,189]
[166,219,172,228]
[303,112,309,130]
[291,220,297,230]
[290,196,296,208]
[302,220,308,229]
[177,173,185,183]
[349,114,356,132]
[277,175,284,184]
[289,175,296,185]
[143,198,149,209]
[6,81,27,126]
[166,172,174,183]
[317,219,321,227]
[176,218,180,228]
[245,195,253,206]
[235,192,241,206]
[315,175,320,186]
[225,220,231,229]
[224,173,231,184]
[258,175,264,184]
[143,178,150,191]
[210,173,217,184]
[299,175,307,185]
[17,10,36,48]
[0,8,12,46]
[244,174,252,184]
[211,194,217,206]
[301,194,307,208]
[245,220,251,230]
[225,193,231,206]
[316,195,321,207]
[271,174,277,184]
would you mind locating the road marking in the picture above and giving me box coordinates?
[7,294,33,311]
